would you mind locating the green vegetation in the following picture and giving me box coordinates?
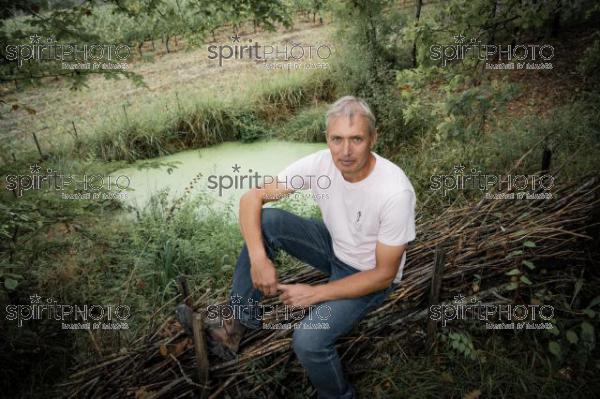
[276,103,329,142]
[352,330,600,398]
[86,71,334,162]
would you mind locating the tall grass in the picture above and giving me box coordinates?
[275,103,329,142]
[130,190,243,298]
[82,71,335,163]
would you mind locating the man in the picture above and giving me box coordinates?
[184,96,416,398]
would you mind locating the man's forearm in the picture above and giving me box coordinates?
[238,191,267,261]
[315,269,394,302]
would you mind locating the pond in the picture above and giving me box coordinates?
[112,140,327,214]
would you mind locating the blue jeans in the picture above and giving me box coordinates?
[229,208,397,399]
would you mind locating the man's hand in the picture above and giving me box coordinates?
[250,255,279,296]
[239,181,295,298]
[277,283,322,307]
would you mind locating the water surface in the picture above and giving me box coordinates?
[112,140,327,213]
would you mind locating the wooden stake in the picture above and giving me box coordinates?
[541,147,552,174]
[426,244,445,351]
[192,312,210,398]
[71,121,79,139]
[178,275,192,307]
[32,131,44,159]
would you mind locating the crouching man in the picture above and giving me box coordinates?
[203,96,416,398]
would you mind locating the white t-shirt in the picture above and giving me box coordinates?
[277,149,416,283]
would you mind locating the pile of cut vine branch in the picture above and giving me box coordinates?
[58,177,599,398]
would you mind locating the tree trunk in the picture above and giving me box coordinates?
[165,35,170,53]
[550,0,561,37]
[490,0,498,43]
[412,0,423,68]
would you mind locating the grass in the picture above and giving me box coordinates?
[275,103,329,143]
[81,70,335,162]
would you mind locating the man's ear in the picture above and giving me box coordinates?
[370,130,378,149]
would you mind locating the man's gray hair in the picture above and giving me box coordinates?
[325,96,376,136]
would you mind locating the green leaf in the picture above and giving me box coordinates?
[220,264,233,272]
[508,250,523,257]
[587,296,600,309]
[548,341,561,357]
[583,309,596,318]
[548,325,560,336]
[581,321,594,338]
[506,268,521,276]
[4,278,18,290]
[572,279,583,306]
[522,260,535,270]
[520,275,532,285]
[566,330,579,344]
[523,241,536,248]
[506,282,519,291]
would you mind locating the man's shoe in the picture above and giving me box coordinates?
[175,303,247,361]
[205,317,248,361]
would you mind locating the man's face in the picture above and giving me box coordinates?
[326,114,376,180]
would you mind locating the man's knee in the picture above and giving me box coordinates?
[260,208,288,239]
[292,327,330,360]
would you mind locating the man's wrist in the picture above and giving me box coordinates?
[314,283,332,302]
[249,248,268,265]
